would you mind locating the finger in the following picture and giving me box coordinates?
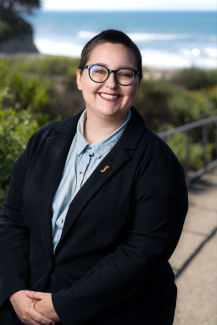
[26,290,43,301]
[19,303,49,325]
[30,302,55,325]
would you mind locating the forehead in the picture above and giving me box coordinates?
[87,42,137,70]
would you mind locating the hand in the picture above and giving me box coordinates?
[26,291,61,323]
[9,290,55,325]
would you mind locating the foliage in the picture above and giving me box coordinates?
[134,77,217,130]
[0,59,54,118]
[7,55,81,78]
[0,1,40,42]
[0,19,12,36]
[167,86,215,124]
[166,132,205,171]
[0,101,39,212]
[0,79,61,213]
[162,123,215,171]
[171,67,217,90]
[0,58,85,119]
[0,0,41,13]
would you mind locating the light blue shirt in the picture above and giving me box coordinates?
[52,108,132,253]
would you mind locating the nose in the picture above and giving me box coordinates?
[104,71,119,89]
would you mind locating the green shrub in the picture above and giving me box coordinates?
[167,87,215,124]
[0,20,12,36]
[0,60,52,114]
[171,67,217,90]
[0,55,80,78]
[0,87,60,213]
[0,106,40,212]
[135,78,217,131]
[166,132,213,171]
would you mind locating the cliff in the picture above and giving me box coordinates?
[0,7,38,53]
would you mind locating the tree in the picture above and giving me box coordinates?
[0,0,41,43]
[0,0,41,13]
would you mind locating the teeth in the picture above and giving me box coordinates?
[100,93,119,99]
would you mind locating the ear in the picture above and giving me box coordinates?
[76,69,83,90]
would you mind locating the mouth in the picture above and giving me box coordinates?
[98,92,123,102]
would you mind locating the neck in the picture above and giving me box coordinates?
[83,109,128,145]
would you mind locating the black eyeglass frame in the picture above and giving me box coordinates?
[82,64,140,86]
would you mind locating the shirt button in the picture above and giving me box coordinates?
[61,219,64,223]
[80,170,83,174]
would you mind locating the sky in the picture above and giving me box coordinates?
[42,0,216,11]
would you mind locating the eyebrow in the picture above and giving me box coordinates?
[91,63,136,70]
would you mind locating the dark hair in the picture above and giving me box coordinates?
[78,29,143,80]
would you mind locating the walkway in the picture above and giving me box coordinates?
[170,167,217,325]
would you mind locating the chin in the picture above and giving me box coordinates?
[98,107,122,117]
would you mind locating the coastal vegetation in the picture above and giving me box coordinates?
[0,55,217,212]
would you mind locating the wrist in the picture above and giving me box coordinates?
[9,290,20,303]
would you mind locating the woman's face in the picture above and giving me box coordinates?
[76,43,141,119]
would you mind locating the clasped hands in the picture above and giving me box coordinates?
[10,290,61,325]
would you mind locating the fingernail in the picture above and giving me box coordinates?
[26,290,31,294]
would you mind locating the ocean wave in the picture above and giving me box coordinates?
[77,31,215,42]
[180,48,217,58]
[35,39,83,56]
[141,49,217,69]
[203,48,217,58]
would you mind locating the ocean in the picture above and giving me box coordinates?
[22,11,217,69]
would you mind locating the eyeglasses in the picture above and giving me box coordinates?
[82,64,140,86]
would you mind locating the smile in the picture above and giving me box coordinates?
[98,93,123,102]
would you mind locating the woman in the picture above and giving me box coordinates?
[0,29,188,325]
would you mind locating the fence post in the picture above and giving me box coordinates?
[185,117,190,174]
[163,123,168,142]
[202,115,208,166]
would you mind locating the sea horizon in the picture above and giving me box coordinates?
[22,11,217,69]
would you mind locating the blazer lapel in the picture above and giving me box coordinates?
[35,111,83,262]
[55,107,146,255]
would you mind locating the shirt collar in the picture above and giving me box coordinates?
[76,108,132,159]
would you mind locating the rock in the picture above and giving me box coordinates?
[0,33,38,53]
[0,7,38,54]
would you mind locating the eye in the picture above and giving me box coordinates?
[121,73,131,77]
[90,66,107,74]
[95,69,105,74]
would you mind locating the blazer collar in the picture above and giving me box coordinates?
[55,106,146,150]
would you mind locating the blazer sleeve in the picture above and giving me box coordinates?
[52,156,189,325]
[0,136,33,309]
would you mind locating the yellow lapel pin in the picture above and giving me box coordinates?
[100,166,109,172]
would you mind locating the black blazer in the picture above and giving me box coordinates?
[0,107,188,325]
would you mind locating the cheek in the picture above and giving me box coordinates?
[82,84,98,100]
[124,87,138,101]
